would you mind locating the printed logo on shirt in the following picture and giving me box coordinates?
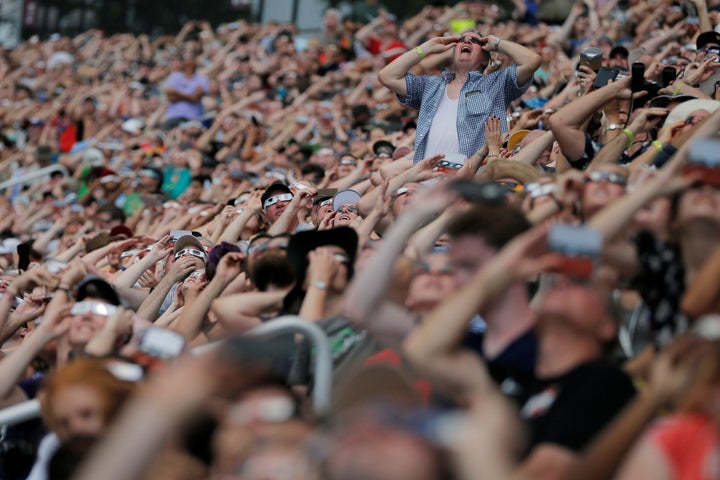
[520,385,559,419]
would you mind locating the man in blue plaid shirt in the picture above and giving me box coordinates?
[378,31,541,163]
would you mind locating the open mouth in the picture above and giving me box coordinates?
[460,45,472,54]
[338,214,352,221]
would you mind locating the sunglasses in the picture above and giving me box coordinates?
[525,182,556,198]
[459,35,483,46]
[174,248,207,260]
[263,193,293,209]
[248,239,289,255]
[414,261,455,275]
[496,181,524,193]
[585,170,627,186]
[438,160,463,169]
[339,160,357,167]
[335,205,359,214]
[71,301,118,317]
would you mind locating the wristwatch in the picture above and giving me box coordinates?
[311,281,328,290]
[607,123,622,131]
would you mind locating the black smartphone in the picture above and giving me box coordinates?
[593,67,620,89]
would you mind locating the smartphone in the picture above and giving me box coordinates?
[548,224,602,279]
[579,47,603,72]
[592,67,620,89]
[685,138,720,186]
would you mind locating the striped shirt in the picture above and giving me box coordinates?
[398,66,531,163]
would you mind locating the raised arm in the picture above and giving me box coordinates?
[378,36,459,96]
[549,77,633,164]
[481,35,542,86]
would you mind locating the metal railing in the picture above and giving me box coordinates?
[0,316,332,427]
[0,164,70,192]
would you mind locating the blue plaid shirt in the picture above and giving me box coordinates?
[398,66,531,163]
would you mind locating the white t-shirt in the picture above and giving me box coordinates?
[424,86,460,158]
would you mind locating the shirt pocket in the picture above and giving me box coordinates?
[465,93,490,117]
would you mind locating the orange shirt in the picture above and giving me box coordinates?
[648,412,720,480]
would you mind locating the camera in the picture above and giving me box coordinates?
[578,47,603,72]
[631,62,660,110]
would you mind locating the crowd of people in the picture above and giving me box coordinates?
[2,0,720,478]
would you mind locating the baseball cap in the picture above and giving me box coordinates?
[697,31,720,50]
[173,234,204,256]
[261,182,293,209]
[76,275,121,306]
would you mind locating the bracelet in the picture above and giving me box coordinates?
[494,38,502,52]
[414,46,426,60]
[621,128,634,148]
[673,83,682,96]
[651,140,663,152]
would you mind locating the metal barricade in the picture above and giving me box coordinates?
[0,165,70,192]
[0,316,332,427]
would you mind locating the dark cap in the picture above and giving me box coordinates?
[35,144,53,162]
[609,45,629,59]
[283,227,358,313]
[372,140,395,157]
[648,94,697,109]
[76,275,121,306]
[261,181,292,209]
[110,225,133,238]
[697,31,720,49]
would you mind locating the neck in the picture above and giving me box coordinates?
[483,284,535,358]
[535,320,602,378]
[680,223,720,280]
[324,293,345,318]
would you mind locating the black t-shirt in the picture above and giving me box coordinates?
[519,360,636,453]
[464,328,538,403]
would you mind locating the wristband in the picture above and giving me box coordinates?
[494,38,502,52]
[651,140,663,152]
[621,128,634,148]
[673,83,682,96]
[414,46,426,60]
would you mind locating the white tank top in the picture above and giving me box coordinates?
[424,85,460,158]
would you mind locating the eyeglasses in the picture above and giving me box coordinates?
[585,170,627,186]
[174,248,207,260]
[263,193,293,209]
[459,35,483,46]
[71,301,118,317]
